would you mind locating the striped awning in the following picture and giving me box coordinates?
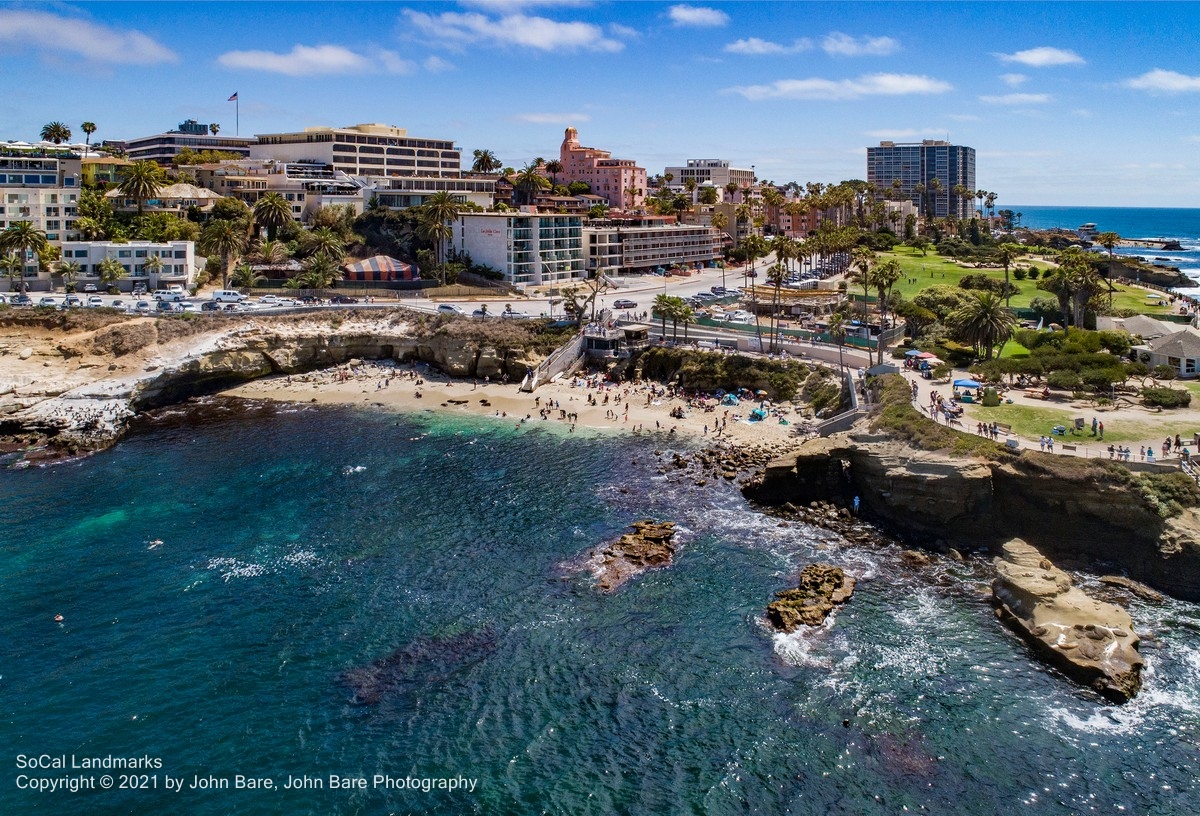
[342,255,419,281]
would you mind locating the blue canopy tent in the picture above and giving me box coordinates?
[904,349,924,357]
[953,379,982,389]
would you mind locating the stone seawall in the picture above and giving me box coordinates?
[745,433,1200,601]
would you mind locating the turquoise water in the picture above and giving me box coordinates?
[3,400,1200,814]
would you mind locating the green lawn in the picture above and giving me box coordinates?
[880,247,1175,316]
[966,401,1192,444]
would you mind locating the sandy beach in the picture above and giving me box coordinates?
[222,359,809,446]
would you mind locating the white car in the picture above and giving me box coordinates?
[258,295,283,306]
[437,304,465,315]
[87,296,104,307]
[38,296,56,307]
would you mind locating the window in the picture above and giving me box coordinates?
[135,250,147,258]
[174,250,186,259]
[118,250,131,258]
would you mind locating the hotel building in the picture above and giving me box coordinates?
[59,240,195,291]
[583,217,720,276]
[558,127,646,211]
[451,213,585,289]
[0,145,83,285]
[122,119,256,164]
[251,123,461,178]
[866,140,976,220]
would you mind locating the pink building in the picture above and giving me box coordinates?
[559,127,646,212]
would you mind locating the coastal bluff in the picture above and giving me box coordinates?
[992,539,1143,702]
[745,433,1200,602]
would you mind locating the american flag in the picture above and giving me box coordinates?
[227,92,238,101]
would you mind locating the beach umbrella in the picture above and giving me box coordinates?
[953,379,982,388]
[755,389,769,396]
[916,352,938,359]
[904,349,923,357]
[923,357,944,366]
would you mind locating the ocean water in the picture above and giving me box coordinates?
[3,400,1200,815]
[1011,206,1200,293]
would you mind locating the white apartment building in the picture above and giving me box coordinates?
[583,218,720,276]
[105,182,222,214]
[252,124,461,178]
[0,146,82,242]
[366,174,495,210]
[663,159,754,193]
[59,240,196,291]
[122,119,256,164]
[452,213,585,289]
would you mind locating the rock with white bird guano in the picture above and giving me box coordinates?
[992,538,1143,703]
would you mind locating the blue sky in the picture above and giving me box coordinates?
[1,1,1198,207]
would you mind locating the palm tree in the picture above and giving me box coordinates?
[653,293,672,339]
[1,254,24,294]
[40,122,72,144]
[624,185,642,211]
[1096,231,1121,259]
[766,260,788,352]
[56,259,82,292]
[949,291,1017,361]
[199,218,249,288]
[994,243,1025,307]
[117,161,165,216]
[97,257,127,292]
[231,263,266,290]
[0,221,48,292]
[849,245,874,312]
[544,160,564,187]
[300,253,341,289]
[710,211,728,234]
[678,300,695,343]
[141,253,163,285]
[253,192,293,241]
[514,161,550,205]
[868,258,903,365]
[302,227,345,262]
[418,191,460,267]
[80,121,97,152]
[827,313,848,374]
[725,181,740,202]
[209,123,220,136]
[471,149,502,174]
[250,239,290,265]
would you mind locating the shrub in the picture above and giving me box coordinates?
[1152,364,1177,381]
[1142,387,1191,409]
[1012,267,1028,281]
[1047,370,1083,391]
[1025,267,1041,280]
[1137,472,1200,518]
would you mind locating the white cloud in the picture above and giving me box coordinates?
[727,73,952,101]
[724,37,811,56]
[608,23,640,39]
[403,10,623,52]
[458,1,593,8]
[1124,69,1200,93]
[947,113,981,122]
[978,92,1052,105]
[822,32,899,57]
[1072,108,1093,118]
[995,46,1084,66]
[1000,73,1027,87]
[218,44,413,76]
[0,9,177,65]
[424,55,455,73]
[511,112,591,124]
[668,5,729,27]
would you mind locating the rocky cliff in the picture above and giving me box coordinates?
[746,433,1200,601]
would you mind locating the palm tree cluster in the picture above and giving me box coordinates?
[652,294,696,342]
[0,221,49,293]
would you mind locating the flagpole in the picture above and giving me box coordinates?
[236,96,239,137]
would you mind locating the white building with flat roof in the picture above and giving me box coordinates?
[59,240,196,290]
[252,123,461,178]
[583,218,720,275]
[663,159,754,194]
[451,213,585,289]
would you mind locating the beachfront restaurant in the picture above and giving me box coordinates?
[584,324,650,360]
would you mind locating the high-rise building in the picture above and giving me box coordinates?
[866,140,975,220]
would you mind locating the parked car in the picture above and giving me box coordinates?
[132,284,148,296]
[330,295,359,304]
[298,295,321,305]
[710,286,728,295]
[87,295,104,307]
[157,300,182,313]
[134,300,151,313]
[153,289,184,302]
[11,294,33,306]
[168,285,185,295]
[258,295,282,306]
[38,296,56,307]
[201,300,222,312]
[180,302,198,313]
[437,303,465,315]
[0,293,7,304]
[693,292,717,301]
[82,283,97,292]
[110,299,125,310]
[613,299,638,309]
[211,290,244,303]
[471,308,492,318]
[63,295,82,308]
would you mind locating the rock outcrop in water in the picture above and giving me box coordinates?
[342,629,497,705]
[992,539,1143,703]
[592,520,677,592]
[766,563,855,632]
